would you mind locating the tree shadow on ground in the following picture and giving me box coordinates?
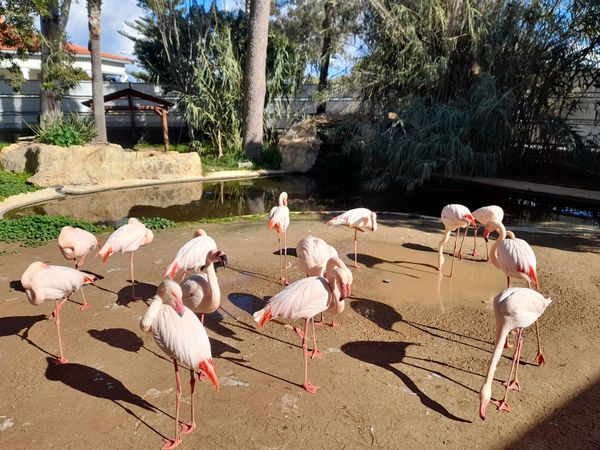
[116,281,156,307]
[341,340,471,422]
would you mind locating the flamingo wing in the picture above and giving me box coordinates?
[496,239,537,280]
[268,206,290,231]
[181,273,210,311]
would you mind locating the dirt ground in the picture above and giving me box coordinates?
[1,213,599,449]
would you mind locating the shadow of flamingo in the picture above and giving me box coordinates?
[0,314,52,356]
[116,281,156,307]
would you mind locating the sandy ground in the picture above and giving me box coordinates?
[1,213,599,450]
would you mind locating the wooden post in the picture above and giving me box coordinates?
[161,108,169,152]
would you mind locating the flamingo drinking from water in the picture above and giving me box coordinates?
[471,205,504,260]
[479,287,551,419]
[253,257,352,393]
[98,218,153,300]
[165,229,218,280]
[327,208,377,268]
[141,280,219,449]
[438,204,476,276]
[268,192,290,284]
[21,262,96,364]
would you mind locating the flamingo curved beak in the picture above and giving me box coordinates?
[220,253,228,270]
[340,284,351,299]
[479,400,488,420]
[174,296,185,317]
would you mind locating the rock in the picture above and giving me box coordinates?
[278,117,322,173]
[0,142,203,187]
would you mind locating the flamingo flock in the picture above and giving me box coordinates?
[19,193,553,447]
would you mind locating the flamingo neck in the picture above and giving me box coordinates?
[480,326,511,418]
[205,262,221,308]
[488,221,507,268]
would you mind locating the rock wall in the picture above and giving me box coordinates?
[0,142,202,187]
[278,117,322,173]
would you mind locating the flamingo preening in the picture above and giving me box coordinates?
[471,205,504,260]
[438,204,476,276]
[327,208,377,268]
[165,229,218,280]
[268,192,290,284]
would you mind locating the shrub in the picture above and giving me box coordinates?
[31,114,97,147]
[260,144,282,170]
[0,169,39,200]
[138,217,175,230]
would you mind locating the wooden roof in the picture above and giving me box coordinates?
[81,88,173,109]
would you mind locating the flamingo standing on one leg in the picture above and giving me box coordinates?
[438,204,476,276]
[471,206,504,260]
[98,218,153,300]
[141,280,219,450]
[21,261,96,364]
[165,229,218,280]
[296,236,350,326]
[327,208,377,268]
[253,257,352,393]
[487,220,545,365]
[181,249,228,323]
[479,287,551,419]
[268,192,290,285]
[58,226,100,310]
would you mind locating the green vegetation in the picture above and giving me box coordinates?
[31,115,97,147]
[138,217,176,230]
[0,169,39,200]
[0,216,109,247]
[133,143,191,153]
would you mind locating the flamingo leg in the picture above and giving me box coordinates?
[310,318,322,358]
[277,232,285,285]
[301,319,318,393]
[438,229,452,272]
[534,321,545,365]
[457,223,469,259]
[503,329,523,392]
[163,359,183,450]
[283,230,289,284]
[181,369,197,435]
[485,239,489,261]
[130,252,141,300]
[353,228,359,268]
[52,298,69,365]
[471,226,480,257]
[78,285,91,311]
[449,228,460,278]
[314,312,341,328]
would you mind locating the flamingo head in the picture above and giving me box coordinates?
[193,229,207,237]
[479,384,492,420]
[336,263,353,299]
[158,279,185,317]
[279,192,288,207]
[370,211,378,232]
[465,214,476,226]
[482,228,490,240]
[204,250,228,270]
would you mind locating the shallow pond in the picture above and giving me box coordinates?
[6,175,600,230]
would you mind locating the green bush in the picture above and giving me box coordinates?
[0,169,39,200]
[31,115,97,147]
[139,216,175,230]
[0,216,109,246]
[260,144,282,170]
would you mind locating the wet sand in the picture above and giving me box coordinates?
[0,213,599,449]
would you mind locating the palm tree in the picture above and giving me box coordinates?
[87,0,107,142]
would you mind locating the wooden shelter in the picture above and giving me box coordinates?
[82,88,174,151]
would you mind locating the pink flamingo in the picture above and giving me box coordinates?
[98,218,153,300]
[479,287,551,419]
[296,236,350,326]
[437,204,476,276]
[253,257,352,393]
[165,229,217,280]
[327,207,377,268]
[181,249,228,323]
[58,226,100,310]
[268,192,290,284]
[21,261,96,364]
[471,205,504,260]
[141,280,219,450]
[488,219,544,365]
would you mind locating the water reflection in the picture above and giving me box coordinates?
[6,175,600,229]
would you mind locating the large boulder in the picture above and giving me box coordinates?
[278,117,322,173]
[0,142,203,187]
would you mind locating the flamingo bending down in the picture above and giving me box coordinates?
[488,220,544,365]
[479,287,551,419]
[253,257,352,393]
[181,249,228,323]
[471,205,504,260]
[327,208,377,268]
[58,226,100,310]
[438,204,476,276]
[296,236,350,326]
[165,229,217,280]
[21,262,96,364]
[141,280,219,450]
[98,218,153,300]
[268,192,290,284]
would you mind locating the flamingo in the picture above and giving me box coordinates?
[296,236,350,326]
[487,220,544,364]
[165,229,218,280]
[268,192,290,284]
[181,249,228,323]
[253,257,352,393]
[471,205,504,260]
[98,218,153,300]
[58,226,100,310]
[327,208,377,268]
[21,261,96,364]
[479,287,551,419]
[437,204,476,277]
[141,280,219,450]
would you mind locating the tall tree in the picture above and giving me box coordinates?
[39,0,73,123]
[87,0,107,142]
[316,1,336,114]
[242,0,270,160]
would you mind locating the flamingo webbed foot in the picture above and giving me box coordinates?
[535,352,545,366]
[78,303,92,311]
[311,349,322,359]
[162,437,182,450]
[471,250,480,257]
[502,380,521,392]
[52,356,68,365]
[302,381,319,394]
[181,422,197,435]
[492,399,511,413]
[198,370,209,382]
[130,294,143,301]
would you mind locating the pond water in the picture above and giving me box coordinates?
[6,175,600,230]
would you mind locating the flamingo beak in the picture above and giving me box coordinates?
[467,214,476,226]
[483,228,490,240]
[479,400,488,420]
[174,297,185,317]
[220,254,228,269]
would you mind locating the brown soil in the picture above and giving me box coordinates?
[1,213,599,449]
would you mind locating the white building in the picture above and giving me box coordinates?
[0,43,133,81]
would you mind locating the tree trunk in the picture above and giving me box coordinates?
[39,0,72,124]
[317,1,336,115]
[242,0,270,161]
[88,0,107,142]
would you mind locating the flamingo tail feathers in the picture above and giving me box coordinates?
[165,262,179,279]
[199,359,219,391]
[253,307,272,328]
[83,274,96,284]
[100,247,112,264]
[529,267,539,289]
